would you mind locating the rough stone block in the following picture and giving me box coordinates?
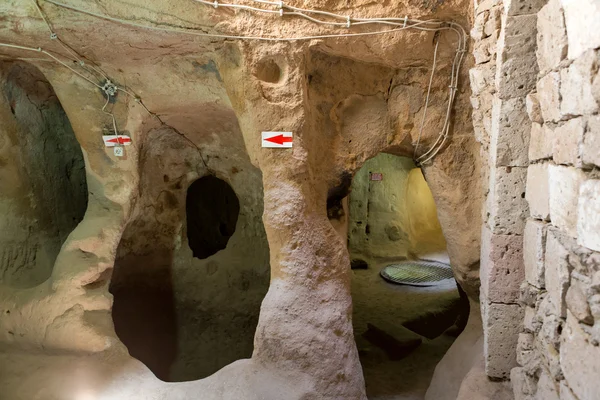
[516,332,540,374]
[520,282,541,307]
[535,368,560,400]
[469,66,494,97]
[488,166,529,235]
[529,123,553,161]
[511,367,536,400]
[504,0,546,15]
[536,0,568,73]
[472,10,489,41]
[537,314,564,380]
[477,0,498,14]
[481,225,525,303]
[545,228,573,318]
[566,276,593,325]
[524,305,540,333]
[594,62,600,105]
[553,117,584,166]
[561,0,600,59]
[583,115,600,168]
[561,312,600,400]
[578,179,600,252]
[495,14,538,99]
[559,381,578,400]
[525,163,549,220]
[560,50,600,117]
[482,296,524,379]
[524,219,547,289]
[548,165,586,237]
[474,35,498,65]
[490,96,530,166]
[526,93,542,124]
[537,71,562,123]
[484,7,501,37]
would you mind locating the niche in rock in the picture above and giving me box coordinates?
[0,61,88,288]
[110,125,270,382]
[186,176,240,259]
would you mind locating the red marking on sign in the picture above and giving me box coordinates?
[105,137,132,145]
[262,131,293,148]
[370,173,383,181]
[264,134,293,145]
[103,135,132,147]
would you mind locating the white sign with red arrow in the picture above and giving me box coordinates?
[102,135,132,147]
[262,132,293,148]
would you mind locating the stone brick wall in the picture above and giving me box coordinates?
[475,0,546,380]
[510,0,600,398]
[473,0,600,397]
[470,0,600,394]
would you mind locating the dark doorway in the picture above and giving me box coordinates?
[186,176,240,259]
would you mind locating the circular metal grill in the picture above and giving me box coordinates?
[380,260,454,286]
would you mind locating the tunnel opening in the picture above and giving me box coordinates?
[186,176,240,260]
[332,153,469,399]
[0,61,88,288]
[110,125,270,382]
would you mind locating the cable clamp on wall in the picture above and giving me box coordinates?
[346,16,352,28]
[50,33,57,40]
[403,16,407,28]
[278,1,284,9]
[279,8,284,17]
[102,80,118,98]
[213,1,219,8]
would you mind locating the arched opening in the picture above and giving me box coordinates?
[338,153,468,398]
[0,61,88,288]
[110,125,269,382]
[186,176,240,260]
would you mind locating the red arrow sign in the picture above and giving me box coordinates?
[102,135,133,147]
[262,131,293,148]
[264,134,292,145]
[106,137,132,145]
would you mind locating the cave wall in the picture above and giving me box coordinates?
[348,153,447,261]
[0,0,483,398]
[0,61,87,288]
[111,123,270,382]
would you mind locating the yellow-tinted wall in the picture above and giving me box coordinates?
[348,154,446,260]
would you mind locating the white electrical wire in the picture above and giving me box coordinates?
[189,0,466,163]
[0,43,102,89]
[413,36,439,158]
[0,42,140,139]
[2,0,467,163]
[42,0,464,43]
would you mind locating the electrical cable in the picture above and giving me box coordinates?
[413,36,439,158]
[2,0,468,163]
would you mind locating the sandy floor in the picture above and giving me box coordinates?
[351,255,461,400]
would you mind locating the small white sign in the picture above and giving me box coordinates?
[103,135,132,147]
[370,173,383,181]
[262,131,293,148]
[114,146,124,157]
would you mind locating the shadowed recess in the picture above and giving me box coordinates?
[0,61,88,288]
[186,176,240,260]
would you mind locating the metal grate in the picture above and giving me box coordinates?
[380,260,454,287]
